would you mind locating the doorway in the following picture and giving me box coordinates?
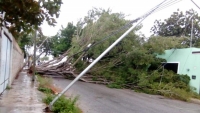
[162,62,179,73]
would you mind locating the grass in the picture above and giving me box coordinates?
[43,94,81,113]
[38,86,52,94]
[36,74,81,113]
[6,85,12,90]
[37,75,52,88]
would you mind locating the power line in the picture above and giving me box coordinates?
[93,0,181,44]
[78,0,181,53]
[55,0,182,61]
[191,0,200,10]
[152,0,183,14]
[48,0,170,110]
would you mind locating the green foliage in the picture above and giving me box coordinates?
[191,92,200,100]
[38,86,52,94]
[69,8,141,58]
[74,61,88,72]
[37,75,81,113]
[0,0,62,37]
[37,75,52,88]
[43,94,80,113]
[54,8,199,101]
[107,83,122,89]
[144,36,187,54]
[37,75,53,94]
[157,84,191,101]
[48,22,76,57]
[151,9,200,47]
[6,85,12,90]
[18,34,32,49]
[136,70,195,101]
[53,96,79,113]
[42,94,54,104]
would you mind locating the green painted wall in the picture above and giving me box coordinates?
[157,48,200,94]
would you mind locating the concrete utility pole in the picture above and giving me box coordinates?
[32,30,37,81]
[190,19,194,48]
[48,0,168,110]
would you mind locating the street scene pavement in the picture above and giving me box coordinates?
[0,70,200,113]
[0,71,45,113]
[53,78,200,113]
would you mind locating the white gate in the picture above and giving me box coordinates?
[0,30,12,94]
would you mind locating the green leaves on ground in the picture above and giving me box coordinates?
[67,8,200,101]
[38,87,52,94]
[37,75,81,113]
[43,94,80,113]
[36,8,200,101]
[137,70,194,101]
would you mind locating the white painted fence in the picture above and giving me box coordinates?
[0,27,24,94]
[0,27,12,94]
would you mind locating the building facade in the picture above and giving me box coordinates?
[157,48,200,94]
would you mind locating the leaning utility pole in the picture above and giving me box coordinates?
[47,0,168,110]
[32,30,37,81]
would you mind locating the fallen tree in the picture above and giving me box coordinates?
[35,48,112,84]
[33,8,200,101]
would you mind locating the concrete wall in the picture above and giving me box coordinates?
[0,27,24,88]
[10,38,24,86]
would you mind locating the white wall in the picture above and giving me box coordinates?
[0,27,24,89]
[10,38,24,86]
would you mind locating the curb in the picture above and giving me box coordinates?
[190,98,200,105]
[47,84,62,95]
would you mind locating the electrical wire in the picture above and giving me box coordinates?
[73,1,163,51]
[191,0,200,10]
[152,0,183,14]
[79,0,182,53]
[55,0,182,59]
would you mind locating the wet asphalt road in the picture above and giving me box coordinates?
[53,78,200,113]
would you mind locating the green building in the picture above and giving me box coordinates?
[157,48,200,94]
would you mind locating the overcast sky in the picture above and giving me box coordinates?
[41,0,200,37]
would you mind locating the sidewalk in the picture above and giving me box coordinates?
[0,70,45,113]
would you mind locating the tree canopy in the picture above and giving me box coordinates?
[151,9,200,47]
[35,8,199,100]
[48,22,76,57]
[0,0,62,38]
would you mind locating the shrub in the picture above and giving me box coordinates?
[43,94,81,113]
[42,94,54,104]
[37,75,81,113]
[136,70,197,101]
[38,86,52,94]
[6,85,12,90]
[37,75,52,87]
